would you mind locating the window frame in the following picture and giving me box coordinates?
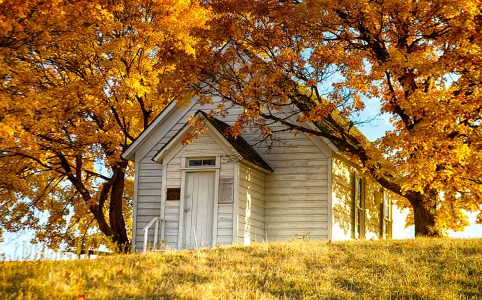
[187,158,216,167]
[382,192,391,239]
[353,175,366,239]
[182,156,220,170]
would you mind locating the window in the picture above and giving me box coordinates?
[166,188,181,201]
[382,192,391,239]
[353,176,365,239]
[187,158,216,167]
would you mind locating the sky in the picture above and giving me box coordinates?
[1,98,480,260]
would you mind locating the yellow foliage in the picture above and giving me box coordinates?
[193,0,482,234]
[0,0,211,251]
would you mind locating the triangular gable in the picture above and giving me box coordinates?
[122,100,200,161]
[122,98,343,163]
[152,111,273,172]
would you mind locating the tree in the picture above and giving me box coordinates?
[0,0,211,252]
[191,0,481,236]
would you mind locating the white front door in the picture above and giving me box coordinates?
[183,171,215,248]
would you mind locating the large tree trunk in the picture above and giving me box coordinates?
[410,192,442,237]
[109,161,130,253]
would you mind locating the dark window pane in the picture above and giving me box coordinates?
[188,159,202,167]
[202,159,216,166]
[188,158,215,167]
[166,188,181,200]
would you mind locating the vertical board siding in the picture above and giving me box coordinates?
[237,162,266,244]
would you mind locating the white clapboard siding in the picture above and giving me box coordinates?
[237,162,266,244]
[164,129,235,248]
[264,159,326,169]
[238,186,265,200]
[331,155,388,241]
[132,100,335,250]
[133,102,230,251]
[133,104,202,251]
[265,200,329,209]
[164,200,180,248]
[134,159,162,251]
[248,125,330,241]
[217,203,233,245]
[331,155,357,241]
[364,178,385,240]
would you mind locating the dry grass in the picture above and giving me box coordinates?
[1,238,481,299]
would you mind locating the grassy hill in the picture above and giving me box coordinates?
[1,238,481,299]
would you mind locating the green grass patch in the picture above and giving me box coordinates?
[1,238,481,299]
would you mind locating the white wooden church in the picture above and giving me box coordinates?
[122,100,397,252]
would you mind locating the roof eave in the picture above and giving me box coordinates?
[121,101,177,161]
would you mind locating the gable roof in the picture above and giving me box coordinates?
[122,101,178,161]
[122,96,362,165]
[199,111,273,172]
[122,100,201,161]
[153,110,273,172]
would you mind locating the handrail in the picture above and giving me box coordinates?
[142,217,165,253]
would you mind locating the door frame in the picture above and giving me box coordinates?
[177,156,220,249]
